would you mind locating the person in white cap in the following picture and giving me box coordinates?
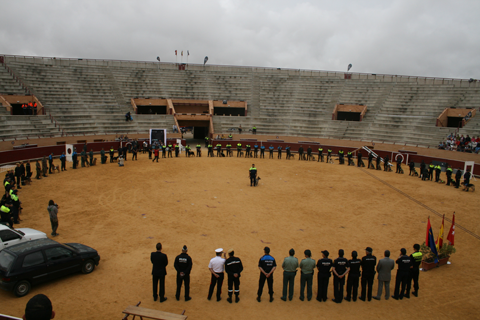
[208,248,226,301]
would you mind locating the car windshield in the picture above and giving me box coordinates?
[0,251,15,272]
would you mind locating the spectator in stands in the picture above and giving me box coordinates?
[23,293,55,320]
[125,112,132,122]
[438,142,445,150]
[238,125,242,134]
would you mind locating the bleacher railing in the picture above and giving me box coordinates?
[1,54,478,86]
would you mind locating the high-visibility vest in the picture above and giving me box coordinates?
[208,144,212,148]
[228,135,232,138]
[246,144,251,148]
[196,144,201,148]
[446,168,453,173]
[253,127,256,130]
[28,102,33,107]
[318,148,323,153]
[1,205,10,213]
[347,152,352,156]
[237,143,242,149]
[339,150,344,155]
[435,165,441,170]
[33,102,37,108]
[328,149,332,153]
[429,164,434,169]
[11,194,18,201]
[411,252,423,263]
[216,144,221,148]
[226,144,231,148]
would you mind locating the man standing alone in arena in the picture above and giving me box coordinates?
[257,247,276,302]
[174,245,192,302]
[249,164,257,187]
[225,249,243,303]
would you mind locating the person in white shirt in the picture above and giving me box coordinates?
[208,248,226,301]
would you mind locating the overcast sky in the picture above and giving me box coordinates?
[1,0,479,79]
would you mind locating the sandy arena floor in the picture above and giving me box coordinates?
[1,150,479,320]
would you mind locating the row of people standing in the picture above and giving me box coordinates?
[150,244,422,304]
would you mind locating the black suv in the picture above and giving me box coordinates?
[0,238,100,297]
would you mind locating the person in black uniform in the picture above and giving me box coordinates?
[132,146,137,161]
[14,163,22,189]
[89,149,94,166]
[392,248,412,300]
[297,145,303,161]
[196,144,202,157]
[345,251,361,302]
[383,156,390,171]
[332,249,349,303]
[455,168,462,188]
[395,156,402,173]
[359,247,377,301]
[237,143,243,157]
[277,145,282,159]
[257,247,276,302]
[151,243,168,302]
[347,151,353,166]
[406,244,422,298]
[225,249,244,303]
[445,164,453,185]
[408,161,415,176]
[428,163,434,181]
[25,160,32,182]
[376,154,381,170]
[108,147,114,163]
[249,164,257,187]
[420,160,426,180]
[207,144,213,157]
[174,245,193,301]
[175,144,180,157]
[367,152,374,169]
[357,151,363,167]
[316,250,333,302]
[435,164,441,182]
[327,149,332,163]
[338,149,344,165]
[245,144,251,158]
[318,147,324,162]
[307,146,312,161]
[463,169,472,191]
[122,146,128,162]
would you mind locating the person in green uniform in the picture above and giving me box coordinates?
[246,144,251,158]
[318,147,324,162]
[252,126,257,134]
[428,163,434,181]
[299,249,316,301]
[208,144,214,157]
[196,144,202,157]
[338,149,345,165]
[226,143,232,157]
[216,143,222,157]
[185,145,191,157]
[281,249,299,301]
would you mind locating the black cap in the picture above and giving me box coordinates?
[400,248,406,255]
[321,250,329,257]
[365,247,373,253]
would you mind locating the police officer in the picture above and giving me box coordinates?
[252,126,257,134]
[109,146,115,163]
[455,168,462,188]
[307,146,312,161]
[420,161,426,180]
[406,244,422,298]
[196,144,202,157]
[376,154,382,170]
[89,149,94,166]
[327,149,332,163]
[277,145,282,159]
[216,143,222,157]
[245,144,251,158]
[332,249,349,303]
[161,144,167,158]
[60,152,67,170]
[175,144,180,157]
[383,156,390,171]
[237,142,242,157]
[254,143,259,158]
[345,251,361,302]
[396,156,402,173]
[408,161,415,176]
[463,169,472,191]
[226,143,232,157]
[445,164,453,185]
[257,247,276,302]
[249,164,257,187]
[347,151,353,166]
[435,164,442,182]
[428,163,435,181]
[168,143,173,158]
[185,145,191,157]
[100,148,106,164]
[285,145,291,159]
[207,143,213,157]
[225,249,243,303]
[132,146,137,161]
[228,133,233,139]
[357,151,363,167]
[368,152,374,169]
[392,248,412,300]
[338,149,344,165]
[148,144,153,159]
[42,156,48,176]
[269,145,274,159]
[316,250,332,302]
[205,136,209,148]
[260,144,265,158]
[360,247,377,302]
[48,153,54,174]
[174,245,193,301]
[318,146,324,162]
[208,248,226,301]
[72,149,78,169]
[298,145,304,161]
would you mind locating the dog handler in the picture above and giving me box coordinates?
[249,164,257,187]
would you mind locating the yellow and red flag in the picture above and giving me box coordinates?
[446,212,455,245]
[436,214,445,250]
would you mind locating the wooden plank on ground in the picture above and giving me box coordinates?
[122,306,187,320]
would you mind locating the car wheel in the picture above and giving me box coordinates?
[82,260,95,274]
[14,280,31,297]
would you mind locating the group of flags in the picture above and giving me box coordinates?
[175,50,190,56]
[426,213,455,263]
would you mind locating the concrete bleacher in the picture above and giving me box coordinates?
[2,56,480,146]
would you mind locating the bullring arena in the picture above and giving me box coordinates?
[0,56,480,319]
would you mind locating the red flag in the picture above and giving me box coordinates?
[446,212,455,245]
[436,215,445,250]
[175,50,177,56]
